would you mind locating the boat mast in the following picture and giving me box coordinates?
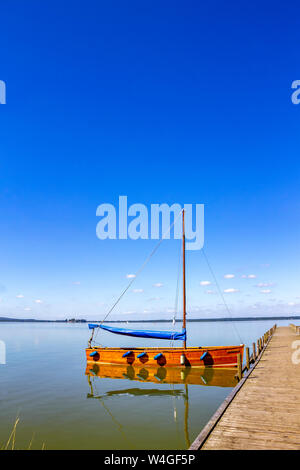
[182,209,187,348]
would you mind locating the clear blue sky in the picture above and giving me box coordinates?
[0,1,299,320]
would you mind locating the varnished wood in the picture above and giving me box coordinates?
[86,344,244,368]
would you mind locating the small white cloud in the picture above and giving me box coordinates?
[224,288,239,293]
[126,274,136,279]
[16,294,24,298]
[148,296,163,301]
[200,281,211,286]
[132,288,143,293]
[35,299,43,304]
[248,274,256,279]
[256,282,274,288]
[256,282,266,287]
[288,302,295,306]
[153,283,163,288]
[260,289,271,294]
[24,307,31,311]
[224,274,235,279]
[206,290,216,295]
[72,281,81,285]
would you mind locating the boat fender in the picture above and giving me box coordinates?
[137,352,147,358]
[122,350,133,357]
[200,351,207,361]
[89,351,98,357]
[154,353,163,360]
[180,354,185,365]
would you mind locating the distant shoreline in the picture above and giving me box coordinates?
[0,316,299,323]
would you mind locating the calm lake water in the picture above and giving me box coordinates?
[0,319,290,449]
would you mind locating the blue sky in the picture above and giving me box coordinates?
[0,1,300,320]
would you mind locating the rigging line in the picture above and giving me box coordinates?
[99,398,136,449]
[170,240,182,347]
[94,209,184,341]
[201,248,244,345]
[88,377,137,449]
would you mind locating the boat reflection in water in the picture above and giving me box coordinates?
[85,364,238,448]
[86,363,238,387]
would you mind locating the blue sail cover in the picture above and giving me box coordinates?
[88,323,186,341]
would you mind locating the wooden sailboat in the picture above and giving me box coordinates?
[86,210,244,368]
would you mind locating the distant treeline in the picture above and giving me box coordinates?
[1,316,300,323]
[0,317,87,323]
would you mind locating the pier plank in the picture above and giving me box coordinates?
[190,326,300,450]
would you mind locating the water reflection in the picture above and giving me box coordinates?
[86,365,237,448]
[86,363,238,387]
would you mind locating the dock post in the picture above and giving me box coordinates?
[252,342,256,361]
[257,339,260,354]
[246,347,250,370]
[237,353,242,381]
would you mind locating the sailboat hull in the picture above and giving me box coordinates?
[86,344,244,368]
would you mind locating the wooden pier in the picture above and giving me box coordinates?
[190,325,300,450]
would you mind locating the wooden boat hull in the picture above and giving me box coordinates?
[86,345,244,369]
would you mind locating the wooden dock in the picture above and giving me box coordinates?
[190,325,300,450]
